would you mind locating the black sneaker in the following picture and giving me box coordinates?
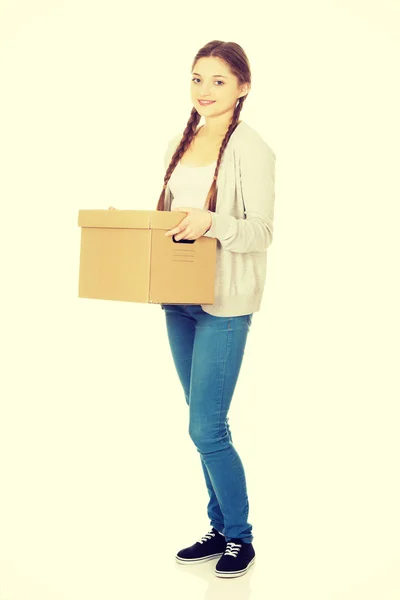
[176,527,226,564]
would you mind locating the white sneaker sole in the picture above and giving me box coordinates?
[175,552,224,564]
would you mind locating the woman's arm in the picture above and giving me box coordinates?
[204,139,276,253]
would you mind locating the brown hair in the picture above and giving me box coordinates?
[156,40,251,213]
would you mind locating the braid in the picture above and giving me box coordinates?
[205,96,245,213]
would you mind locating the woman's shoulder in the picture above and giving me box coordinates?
[166,132,182,151]
[234,121,276,160]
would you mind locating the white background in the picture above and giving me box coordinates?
[0,1,399,599]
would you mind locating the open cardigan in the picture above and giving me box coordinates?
[162,120,276,317]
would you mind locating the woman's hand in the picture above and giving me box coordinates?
[165,207,212,241]
[108,206,118,210]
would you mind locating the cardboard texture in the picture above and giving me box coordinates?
[77,210,217,304]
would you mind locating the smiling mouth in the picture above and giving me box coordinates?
[198,100,215,104]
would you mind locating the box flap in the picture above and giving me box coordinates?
[78,209,188,231]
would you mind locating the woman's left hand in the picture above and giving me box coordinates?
[165,207,212,241]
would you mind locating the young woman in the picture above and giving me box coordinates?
[156,40,276,579]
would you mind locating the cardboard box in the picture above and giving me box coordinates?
[77,209,217,304]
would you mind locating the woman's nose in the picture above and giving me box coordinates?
[199,86,212,96]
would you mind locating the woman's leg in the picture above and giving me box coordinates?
[162,304,226,534]
[198,416,234,536]
[184,305,253,544]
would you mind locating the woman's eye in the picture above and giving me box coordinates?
[191,78,224,85]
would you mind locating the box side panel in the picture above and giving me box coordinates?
[78,228,151,302]
[149,232,216,304]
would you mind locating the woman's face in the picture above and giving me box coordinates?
[191,56,249,120]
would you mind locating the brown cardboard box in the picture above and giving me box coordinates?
[77,209,217,304]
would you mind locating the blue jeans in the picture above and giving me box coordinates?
[161,303,254,544]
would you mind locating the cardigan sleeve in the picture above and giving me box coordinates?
[203,139,276,253]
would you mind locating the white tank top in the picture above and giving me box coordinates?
[168,160,217,210]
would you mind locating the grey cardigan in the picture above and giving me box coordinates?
[163,120,276,317]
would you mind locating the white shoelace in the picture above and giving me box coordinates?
[197,530,216,544]
[223,542,242,557]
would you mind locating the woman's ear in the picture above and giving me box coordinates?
[239,83,250,98]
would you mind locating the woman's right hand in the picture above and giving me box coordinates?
[108,206,118,210]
